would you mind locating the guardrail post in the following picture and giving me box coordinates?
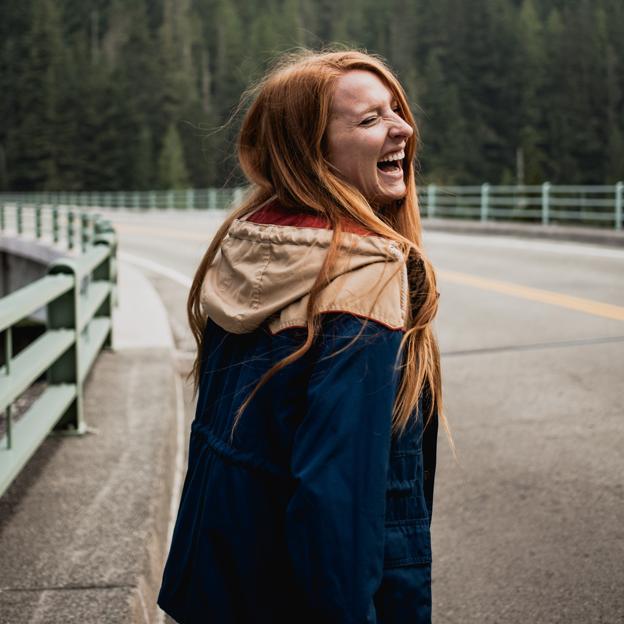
[0,202,5,231]
[427,184,436,218]
[35,203,42,239]
[541,182,551,225]
[615,181,623,231]
[52,205,59,243]
[95,216,117,272]
[16,202,23,234]
[187,188,194,210]
[208,189,217,210]
[47,259,83,432]
[167,190,174,210]
[480,183,490,222]
[93,224,116,347]
[67,210,75,249]
[80,213,89,251]
[3,327,13,449]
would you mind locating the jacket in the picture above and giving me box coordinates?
[158,201,438,623]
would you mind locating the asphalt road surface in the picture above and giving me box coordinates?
[108,210,624,624]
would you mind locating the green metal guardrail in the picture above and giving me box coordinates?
[0,188,244,213]
[1,183,623,229]
[0,209,116,497]
[422,182,624,230]
[0,201,101,251]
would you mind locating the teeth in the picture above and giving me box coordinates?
[378,149,405,163]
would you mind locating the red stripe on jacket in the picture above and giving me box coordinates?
[247,200,373,236]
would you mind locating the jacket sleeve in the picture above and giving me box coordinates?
[285,313,403,624]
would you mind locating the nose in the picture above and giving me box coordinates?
[389,115,413,139]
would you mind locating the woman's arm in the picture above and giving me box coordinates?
[285,313,403,624]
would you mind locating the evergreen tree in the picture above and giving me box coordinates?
[10,0,65,190]
[1,0,623,190]
[158,123,190,189]
[515,0,547,183]
[419,51,472,184]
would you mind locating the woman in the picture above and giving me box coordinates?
[158,49,446,624]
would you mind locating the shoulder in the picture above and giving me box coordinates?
[268,233,408,335]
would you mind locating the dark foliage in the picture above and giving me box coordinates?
[0,0,622,190]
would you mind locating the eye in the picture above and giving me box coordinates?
[359,116,378,126]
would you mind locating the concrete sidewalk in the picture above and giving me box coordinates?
[0,264,180,623]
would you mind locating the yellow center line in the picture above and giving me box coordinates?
[438,268,624,322]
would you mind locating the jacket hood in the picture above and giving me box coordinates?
[200,211,408,335]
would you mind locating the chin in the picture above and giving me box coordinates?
[380,188,407,204]
[361,179,406,207]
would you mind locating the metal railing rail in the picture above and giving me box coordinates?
[0,202,101,251]
[421,182,623,230]
[0,205,116,497]
[1,183,622,229]
[0,188,245,213]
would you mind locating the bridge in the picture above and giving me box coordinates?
[1,191,623,623]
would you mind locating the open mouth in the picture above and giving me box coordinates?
[376,149,405,176]
[376,160,403,174]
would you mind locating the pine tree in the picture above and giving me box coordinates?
[10,0,65,190]
[158,123,190,189]
[2,0,623,190]
[515,0,547,184]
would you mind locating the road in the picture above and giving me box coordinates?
[108,209,624,624]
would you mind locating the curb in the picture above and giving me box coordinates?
[423,218,624,247]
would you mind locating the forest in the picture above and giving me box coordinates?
[1,0,623,192]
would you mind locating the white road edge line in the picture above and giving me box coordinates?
[119,251,193,288]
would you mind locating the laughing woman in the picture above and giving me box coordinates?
[158,50,446,624]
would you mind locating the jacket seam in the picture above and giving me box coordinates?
[270,310,406,334]
[250,242,272,312]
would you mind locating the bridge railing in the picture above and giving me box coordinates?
[0,202,102,251]
[0,205,117,497]
[1,182,623,229]
[422,183,623,230]
[0,188,244,212]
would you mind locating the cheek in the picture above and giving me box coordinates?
[326,130,382,193]
[348,138,380,175]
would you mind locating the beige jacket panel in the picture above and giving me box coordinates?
[201,219,408,334]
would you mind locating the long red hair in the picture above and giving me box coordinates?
[188,49,447,438]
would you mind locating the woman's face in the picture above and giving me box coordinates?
[325,70,413,206]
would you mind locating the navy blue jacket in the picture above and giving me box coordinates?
[158,204,438,623]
